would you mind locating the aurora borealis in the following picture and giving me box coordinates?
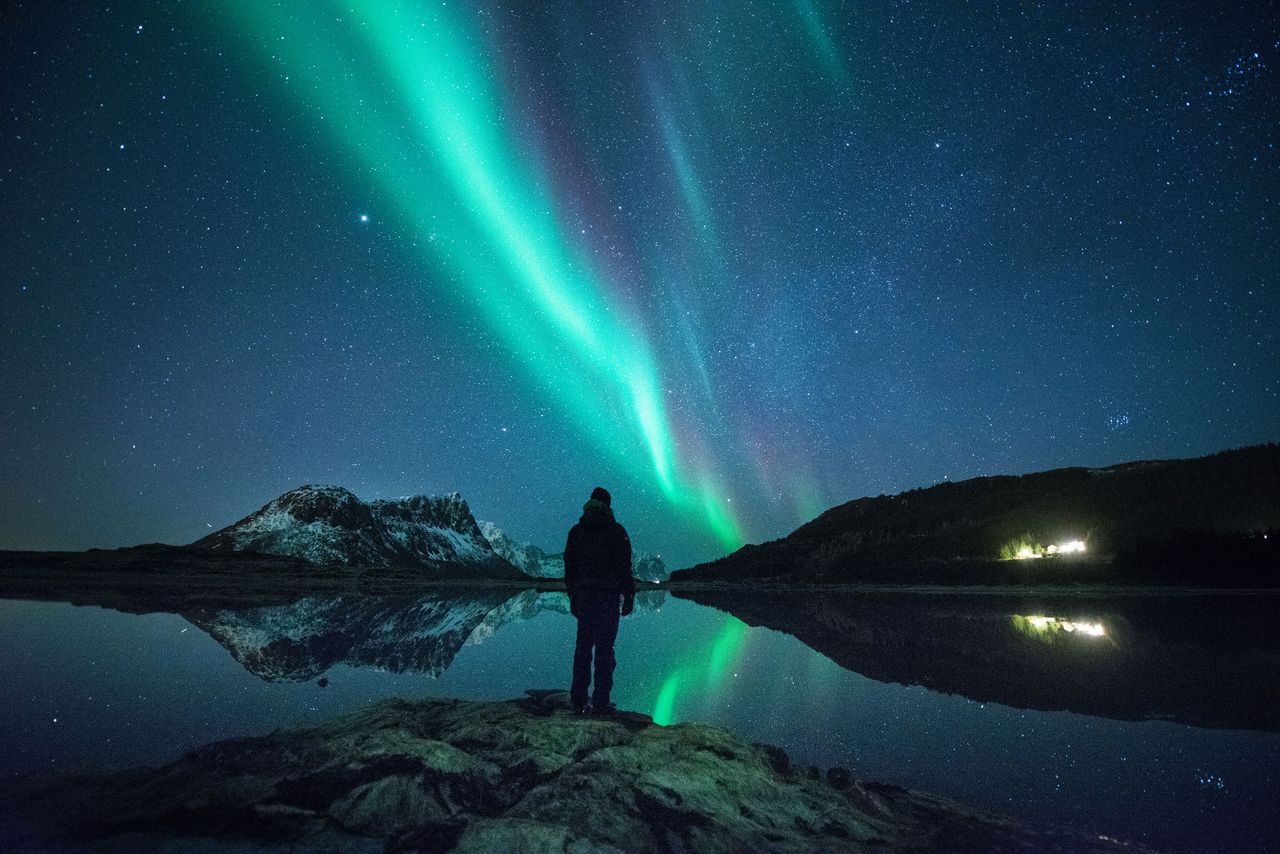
[2,1,1277,565]
[216,0,744,549]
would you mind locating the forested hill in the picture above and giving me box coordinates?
[671,444,1280,586]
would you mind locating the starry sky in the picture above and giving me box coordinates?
[2,1,1277,567]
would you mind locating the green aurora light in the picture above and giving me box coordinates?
[217,0,743,548]
[652,615,749,725]
[792,0,849,84]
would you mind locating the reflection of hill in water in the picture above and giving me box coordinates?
[186,589,666,682]
[675,589,1280,731]
[184,592,508,681]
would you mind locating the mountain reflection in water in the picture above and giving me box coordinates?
[190,586,1280,732]
[185,589,666,682]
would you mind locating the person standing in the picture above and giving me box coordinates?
[564,486,635,715]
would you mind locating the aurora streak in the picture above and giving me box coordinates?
[219,0,743,548]
[652,615,749,726]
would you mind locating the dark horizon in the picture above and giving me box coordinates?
[3,2,1277,567]
[4,441,1276,572]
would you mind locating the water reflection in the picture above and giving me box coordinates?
[186,589,665,681]
[2,588,1278,852]
[8,580,1278,731]
[673,588,1280,731]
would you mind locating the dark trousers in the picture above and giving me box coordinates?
[571,588,621,708]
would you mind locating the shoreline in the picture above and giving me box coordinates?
[666,580,1280,597]
[1,546,1276,608]
[3,567,1277,604]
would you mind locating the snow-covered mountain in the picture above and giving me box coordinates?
[477,521,669,583]
[631,553,668,584]
[194,485,518,576]
[477,520,550,575]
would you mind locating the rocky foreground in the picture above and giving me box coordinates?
[2,692,1147,853]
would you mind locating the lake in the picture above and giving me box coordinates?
[1,588,1277,852]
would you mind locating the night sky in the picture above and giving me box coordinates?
[2,1,1277,567]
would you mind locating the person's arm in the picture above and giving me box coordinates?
[564,527,580,615]
[619,527,635,614]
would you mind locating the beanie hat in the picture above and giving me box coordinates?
[589,486,612,507]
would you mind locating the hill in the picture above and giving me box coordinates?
[671,444,1280,586]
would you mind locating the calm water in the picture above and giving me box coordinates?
[1,590,1277,852]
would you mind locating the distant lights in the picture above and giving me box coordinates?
[1010,538,1087,560]
[1015,614,1106,638]
[1047,539,1087,556]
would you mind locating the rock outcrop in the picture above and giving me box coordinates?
[0,692,1147,853]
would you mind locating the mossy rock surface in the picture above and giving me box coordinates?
[0,690,1155,853]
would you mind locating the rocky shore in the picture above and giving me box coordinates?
[2,690,1149,853]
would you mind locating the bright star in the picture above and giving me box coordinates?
[359,214,369,223]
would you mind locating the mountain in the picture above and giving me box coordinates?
[630,553,668,584]
[477,521,669,582]
[671,444,1280,585]
[193,485,520,577]
[477,520,552,576]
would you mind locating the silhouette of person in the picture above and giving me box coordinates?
[564,486,634,715]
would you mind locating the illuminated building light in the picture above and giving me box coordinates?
[1007,538,1086,560]
[1013,614,1106,638]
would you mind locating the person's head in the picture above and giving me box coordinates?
[589,486,612,507]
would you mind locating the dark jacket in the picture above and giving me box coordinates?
[564,499,635,597]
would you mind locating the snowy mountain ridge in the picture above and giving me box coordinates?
[194,485,514,575]
[477,520,669,583]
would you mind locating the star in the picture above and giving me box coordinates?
[1,0,1272,574]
